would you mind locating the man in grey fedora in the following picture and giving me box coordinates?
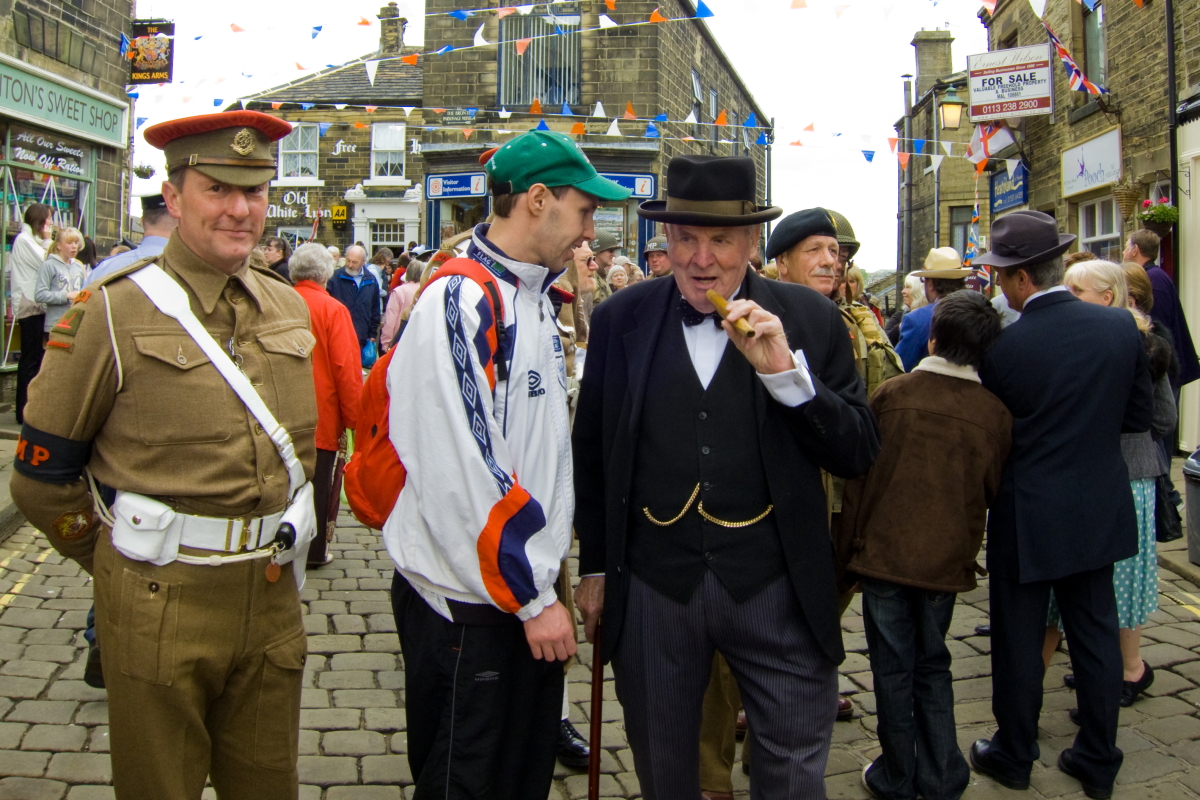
[969,211,1152,799]
[572,154,879,798]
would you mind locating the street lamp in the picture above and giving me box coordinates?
[939,85,966,131]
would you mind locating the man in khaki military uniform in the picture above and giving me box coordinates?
[11,111,317,800]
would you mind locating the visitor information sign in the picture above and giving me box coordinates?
[967,44,1054,123]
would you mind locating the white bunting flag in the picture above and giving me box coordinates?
[592,101,606,118]
[1006,158,1022,178]
[683,110,697,124]
[365,60,380,86]
[598,14,618,28]
[941,141,953,156]
[606,119,622,136]
[498,108,513,119]
[401,106,415,117]
[473,24,490,47]
[930,154,945,174]
[335,104,347,110]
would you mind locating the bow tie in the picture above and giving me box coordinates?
[679,294,723,328]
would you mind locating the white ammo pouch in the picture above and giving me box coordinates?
[103,264,316,589]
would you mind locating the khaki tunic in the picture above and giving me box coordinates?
[11,232,317,568]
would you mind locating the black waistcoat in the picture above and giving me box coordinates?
[627,298,785,603]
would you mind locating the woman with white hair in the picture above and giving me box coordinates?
[291,242,364,567]
[884,273,926,344]
[35,227,86,335]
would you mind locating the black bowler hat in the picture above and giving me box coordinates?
[140,194,167,213]
[637,155,781,227]
[765,208,838,261]
[973,210,1076,269]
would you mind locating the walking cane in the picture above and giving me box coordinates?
[588,623,604,800]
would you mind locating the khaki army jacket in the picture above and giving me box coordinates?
[11,233,318,567]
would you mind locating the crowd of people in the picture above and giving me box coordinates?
[8,112,1200,800]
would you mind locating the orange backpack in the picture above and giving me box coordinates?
[343,258,509,530]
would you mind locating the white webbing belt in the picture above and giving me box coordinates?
[128,265,306,496]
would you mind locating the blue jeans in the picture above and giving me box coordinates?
[862,578,969,800]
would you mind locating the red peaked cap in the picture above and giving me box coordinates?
[144,111,292,149]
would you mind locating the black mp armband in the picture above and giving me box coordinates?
[14,426,92,484]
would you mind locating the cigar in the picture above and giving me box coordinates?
[706,290,756,337]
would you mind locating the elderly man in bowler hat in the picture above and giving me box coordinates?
[573,154,879,798]
[968,211,1152,799]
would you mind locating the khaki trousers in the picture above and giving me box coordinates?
[93,531,306,800]
[698,653,741,793]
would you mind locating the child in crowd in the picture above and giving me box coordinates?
[838,291,1012,800]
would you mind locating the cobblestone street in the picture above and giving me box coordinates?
[4,506,1200,799]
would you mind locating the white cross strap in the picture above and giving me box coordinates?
[128,265,307,496]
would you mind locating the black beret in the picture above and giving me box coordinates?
[140,194,167,213]
[765,208,838,261]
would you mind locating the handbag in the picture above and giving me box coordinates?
[1155,474,1183,543]
[361,339,378,369]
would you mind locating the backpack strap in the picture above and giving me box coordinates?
[429,258,511,386]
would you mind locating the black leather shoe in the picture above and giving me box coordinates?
[974,624,991,636]
[1058,748,1113,799]
[1064,673,1077,690]
[969,739,1029,791]
[556,719,590,769]
[83,641,105,690]
[1122,661,1154,706]
[1069,707,1081,726]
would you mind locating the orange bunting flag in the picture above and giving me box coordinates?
[897,152,910,170]
[271,102,283,110]
[791,0,807,6]
[624,102,637,120]
[355,121,368,129]
[887,137,899,152]
[715,110,728,126]
[358,17,372,25]
[401,54,419,66]
[976,158,989,177]
[529,98,543,114]
[295,63,307,70]
[606,0,616,8]
[498,8,517,18]
[365,105,378,113]
[230,23,246,32]
[515,37,533,56]
[570,122,586,134]
[650,7,668,22]
[432,108,448,113]
[463,129,475,140]
[835,5,849,18]
[803,123,815,132]
[1132,0,1144,6]
[789,139,804,146]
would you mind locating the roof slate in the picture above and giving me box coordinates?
[248,53,422,105]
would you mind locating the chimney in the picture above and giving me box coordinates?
[378,3,407,56]
[912,30,954,99]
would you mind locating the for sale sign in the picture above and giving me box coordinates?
[967,44,1053,123]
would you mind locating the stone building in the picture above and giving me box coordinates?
[895,30,991,275]
[0,0,131,282]
[247,0,771,268]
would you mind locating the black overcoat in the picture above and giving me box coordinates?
[572,270,880,665]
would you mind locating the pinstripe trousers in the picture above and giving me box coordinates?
[613,571,838,799]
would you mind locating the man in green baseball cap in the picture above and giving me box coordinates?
[385,128,628,798]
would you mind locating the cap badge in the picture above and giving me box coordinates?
[231,128,256,157]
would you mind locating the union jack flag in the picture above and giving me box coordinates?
[1043,21,1109,95]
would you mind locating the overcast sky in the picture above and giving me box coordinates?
[130,0,990,269]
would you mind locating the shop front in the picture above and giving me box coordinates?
[0,53,126,366]
[425,172,489,248]
[1061,128,1124,262]
[592,172,657,269]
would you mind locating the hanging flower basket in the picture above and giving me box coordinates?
[1111,182,1143,222]
[1143,220,1174,238]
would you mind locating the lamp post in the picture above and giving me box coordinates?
[931,83,966,254]
[939,85,966,131]
[896,74,913,314]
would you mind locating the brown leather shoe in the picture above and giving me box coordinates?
[837,697,854,720]
[735,709,747,739]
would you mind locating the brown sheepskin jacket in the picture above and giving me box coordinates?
[837,358,1012,593]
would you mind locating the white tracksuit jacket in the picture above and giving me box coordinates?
[382,225,573,622]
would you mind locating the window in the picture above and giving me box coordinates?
[742,112,756,151]
[371,221,408,252]
[1083,2,1106,90]
[498,3,581,107]
[999,31,1018,49]
[276,227,315,250]
[691,71,703,138]
[1079,196,1122,260]
[371,123,407,181]
[949,206,974,259]
[728,111,739,155]
[277,124,319,183]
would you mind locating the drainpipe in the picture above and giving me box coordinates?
[1167,0,1179,272]
[896,75,914,311]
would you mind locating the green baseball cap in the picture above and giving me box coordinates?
[482,130,631,202]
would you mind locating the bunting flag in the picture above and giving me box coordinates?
[862,150,875,163]
[497,7,517,18]
[318,122,333,136]
[300,102,314,110]
[529,98,542,114]
[606,0,616,8]
[683,110,698,124]
[714,110,728,126]
[606,119,622,136]
[1006,158,1022,178]
[912,139,926,154]
[624,102,637,120]
[789,139,804,146]
[561,102,572,115]
[401,54,419,65]
[755,132,769,145]
[598,15,619,28]
[355,121,368,128]
[792,0,807,7]
[695,0,714,17]
[295,62,307,70]
[744,112,758,128]
[365,105,378,113]
[498,108,512,118]
[463,129,475,139]
[474,24,490,47]
[535,119,551,131]
[449,10,472,20]
[650,8,668,23]
[975,158,988,177]
[119,33,130,57]
[358,17,371,25]
[230,23,246,32]
[312,26,323,39]
[213,98,223,106]
[887,137,898,152]
[435,45,454,55]
[930,154,945,173]
[1043,21,1109,94]
[365,60,380,86]
[592,101,606,117]
[136,117,148,129]
[515,37,533,55]
[653,113,668,121]
[645,121,661,138]
[803,123,815,131]
[897,152,910,170]
[941,140,953,156]
[271,102,283,110]
[570,121,586,134]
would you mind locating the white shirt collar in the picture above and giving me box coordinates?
[1024,284,1070,307]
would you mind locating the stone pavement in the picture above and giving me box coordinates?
[3,488,1200,798]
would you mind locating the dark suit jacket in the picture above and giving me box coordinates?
[573,271,880,665]
[980,290,1153,583]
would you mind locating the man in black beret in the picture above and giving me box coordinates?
[573,155,879,797]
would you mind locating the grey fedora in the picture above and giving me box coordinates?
[974,210,1076,269]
